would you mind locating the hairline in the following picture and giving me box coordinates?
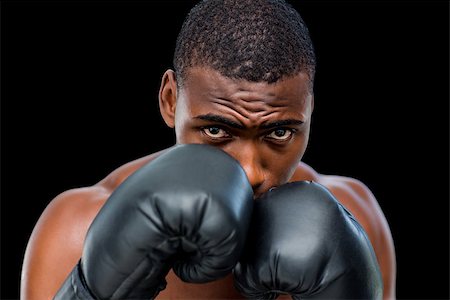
[175,65,315,94]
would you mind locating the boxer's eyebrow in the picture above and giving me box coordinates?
[260,119,304,130]
[194,114,304,130]
[194,114,245,129]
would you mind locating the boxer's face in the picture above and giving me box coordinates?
[159,67,313,198]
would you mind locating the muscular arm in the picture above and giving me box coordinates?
[21,149,173,299]
[20,186,109,300]
[320,175,397,300]
[20,150,166,300]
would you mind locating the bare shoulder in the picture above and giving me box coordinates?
[293,162,397,299]
[21,149,170,299]
[97,148,169,189]
[318,174,382,237]
[293,162,388,241]
[21,184,110,299]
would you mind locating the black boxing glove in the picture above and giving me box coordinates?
[234,181,382,299]
[54,144,253,299]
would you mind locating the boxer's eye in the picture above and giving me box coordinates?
[202,126,231,139]
[266,128,295,141]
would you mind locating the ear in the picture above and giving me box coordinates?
[310,94,315,113]
[159,69,178,128]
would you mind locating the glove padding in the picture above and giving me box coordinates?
[55,144,253,299]
[233,181,382,299]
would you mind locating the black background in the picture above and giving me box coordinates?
[1,1,449,299]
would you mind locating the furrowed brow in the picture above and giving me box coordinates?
[260,119,304,130]
[194,114,245,129]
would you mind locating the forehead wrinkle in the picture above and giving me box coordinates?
[233,98,284,114]
[214,90,295,114]
[202,72,308,111]
[230,96,309,125]
[209,98,299,129]
[210,97,253,122]
[208,77,290,104]
[212,97,282,118]
[230,87,292,105]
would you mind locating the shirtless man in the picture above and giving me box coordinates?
[21,0,396,299]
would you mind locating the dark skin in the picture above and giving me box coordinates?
[21,67,396,299]
[161,67,313,198]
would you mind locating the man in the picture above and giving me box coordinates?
[21,0,396,299]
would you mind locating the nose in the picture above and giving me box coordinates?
[242,162,265,193]
[231,146,265,195]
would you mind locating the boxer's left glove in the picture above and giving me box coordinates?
[233,181,382,299]
[54,144,253,299]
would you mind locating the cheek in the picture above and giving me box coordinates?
[266,133,310,183]
[266,152,301,184]
[175,124,202,144]
[297,130,310,159]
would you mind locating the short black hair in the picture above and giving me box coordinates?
[173,0,316,87]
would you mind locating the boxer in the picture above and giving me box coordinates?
[21,0,396,299]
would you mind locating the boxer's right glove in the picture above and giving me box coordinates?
[54,144,253,299]
[234,181,383,299]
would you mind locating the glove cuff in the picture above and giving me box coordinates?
[53,260,97,300]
